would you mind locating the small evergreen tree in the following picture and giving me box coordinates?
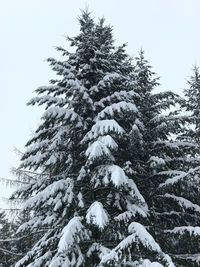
[183,65,200,144]
[12,12,174,267]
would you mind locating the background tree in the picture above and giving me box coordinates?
[146,65,200,267]
[0,158,43,266]
[183,65,200,145]
[0,211,20,267]
[127,51,200,267]
[158,66,200,267]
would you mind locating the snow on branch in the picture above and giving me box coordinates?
[159,173,187,188]
[107,165,128,187]
[22,178,74,212]
[86,141,114,163]
[82,119,125,142]
[166,226,200,236]
[58,217,89,252]
[128,259,164,267]
[159,166,200,188]
[27,95,66,107]
[114,205,147,222]
[94,90,139,109]
[86,201,109,230]
[99,222,175,267]
[97,135,118,150]
[161,193,200,214]
[96,101,138,120]
[48,217,89,267]
[42,107,83,125]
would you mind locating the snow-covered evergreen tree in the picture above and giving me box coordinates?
[183,65,200,144]
[158,66,200,267]
[12,12,174,267]
[128,51,200,267]
[141,62,200,267]
[129,49,184,201]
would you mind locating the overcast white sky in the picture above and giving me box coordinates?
[1,0,200,203]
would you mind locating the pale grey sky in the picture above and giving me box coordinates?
[1,0,200,203]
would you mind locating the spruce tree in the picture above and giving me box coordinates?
[158,66,200,267]
[147,64,200,267]
[129,49,185,202]
[156,67,200,267]
[13,12,174,267]
[129,51,200,267]
[183,65,200,144]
